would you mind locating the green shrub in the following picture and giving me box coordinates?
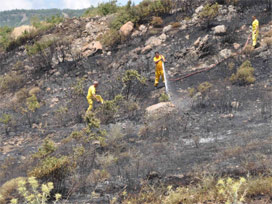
[151,16,163,27]
[28,156,70,180]
[0,72,25,93]
[83,6,99,17]
[230,60,255,85]
[188,87,196,97]
[159,92,169,102]
[199,3,219,20]
[32,139,56,159]
[11,177,60,204]
[97,0,118,16]
[110,0,172,30]
[0,26,13,51]
[98,29,121,47]
[197,82,212,93]
[0,113,15,135]
[26,38,56,56]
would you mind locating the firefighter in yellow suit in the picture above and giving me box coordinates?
[86,81,104,112]
[252,16,259,48]
[153,51,166,87]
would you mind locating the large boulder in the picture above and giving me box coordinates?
[82,41,103,57]
[146,102,175,119]
[120,21,134,37]
[213,25,227,35]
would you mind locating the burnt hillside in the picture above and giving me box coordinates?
[1,0,272,203]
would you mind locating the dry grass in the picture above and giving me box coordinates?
[170,22,181,28]
[11,25,36,39]
[264,29,272,38]
[0,177,26,204]
[151,16,163,28]
[243,44,254,55]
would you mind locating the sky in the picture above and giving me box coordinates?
[0,0,142,11]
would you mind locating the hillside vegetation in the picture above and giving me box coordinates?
[0,0,272,203]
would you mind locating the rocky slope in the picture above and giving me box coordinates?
[0,0,272,203]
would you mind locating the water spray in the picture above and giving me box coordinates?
[162,62,171,100]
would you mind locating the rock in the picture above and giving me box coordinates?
[82,41,103,57]
[139,25,147,33]
[146,102,175,119]
[194,37,201,47]
[131,30,140,37]
[145,36,162,47]
[120,21,134,37]
[213,25,227,35]
[233,43,241,50]
[141,45,152,54]
[163,25,172,33]
[231,101,240,109]
[195,5,204,14]
[219,49,232,59]
[147,171,160,180]
[159,33,167,42]
[185,35,190,40]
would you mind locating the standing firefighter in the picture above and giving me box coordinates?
[252,15,259,48]
[154,52,166,87]
[86,81,104,112]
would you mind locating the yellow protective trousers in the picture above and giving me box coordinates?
[154,68,165,87]
[87,95,104,112]
[252,32,259,47]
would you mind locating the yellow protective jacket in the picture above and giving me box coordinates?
[153,55,165,71]
[87,85,96,103]
[252,19,259,34]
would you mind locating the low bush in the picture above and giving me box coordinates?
[26,38,56,56]
[197,81,213,93]
[199,3,219,21]
[28,156,70,181]
[188,87,196,97]
[97,0,118,16]
[98,29,121,47]
[0,72,25,93]
[0,177,61,204]
[243,44,254,55]
[159,92,169,102]
[0,113,15,135]
[230,60,255,85]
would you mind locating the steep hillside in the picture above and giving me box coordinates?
[0,0,272,203]
[0,9,85,27]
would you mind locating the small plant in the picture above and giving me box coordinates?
[230,60,255,85]
[87,169,111,184]
[159,92,169,102]
[151,16,163,28]
[188,87,196,97]
[32,139,56,159]
[20,94,41,127]
[199,3,219,20]
[26,38,56,56]
[228,62,235,70]
[217,177,247,204]
[243,44,254,55]
[122,69,146,99]
[55,105,69,126]
[197,82,212,93]
[0,113,15,135]
[8,177,61,204]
